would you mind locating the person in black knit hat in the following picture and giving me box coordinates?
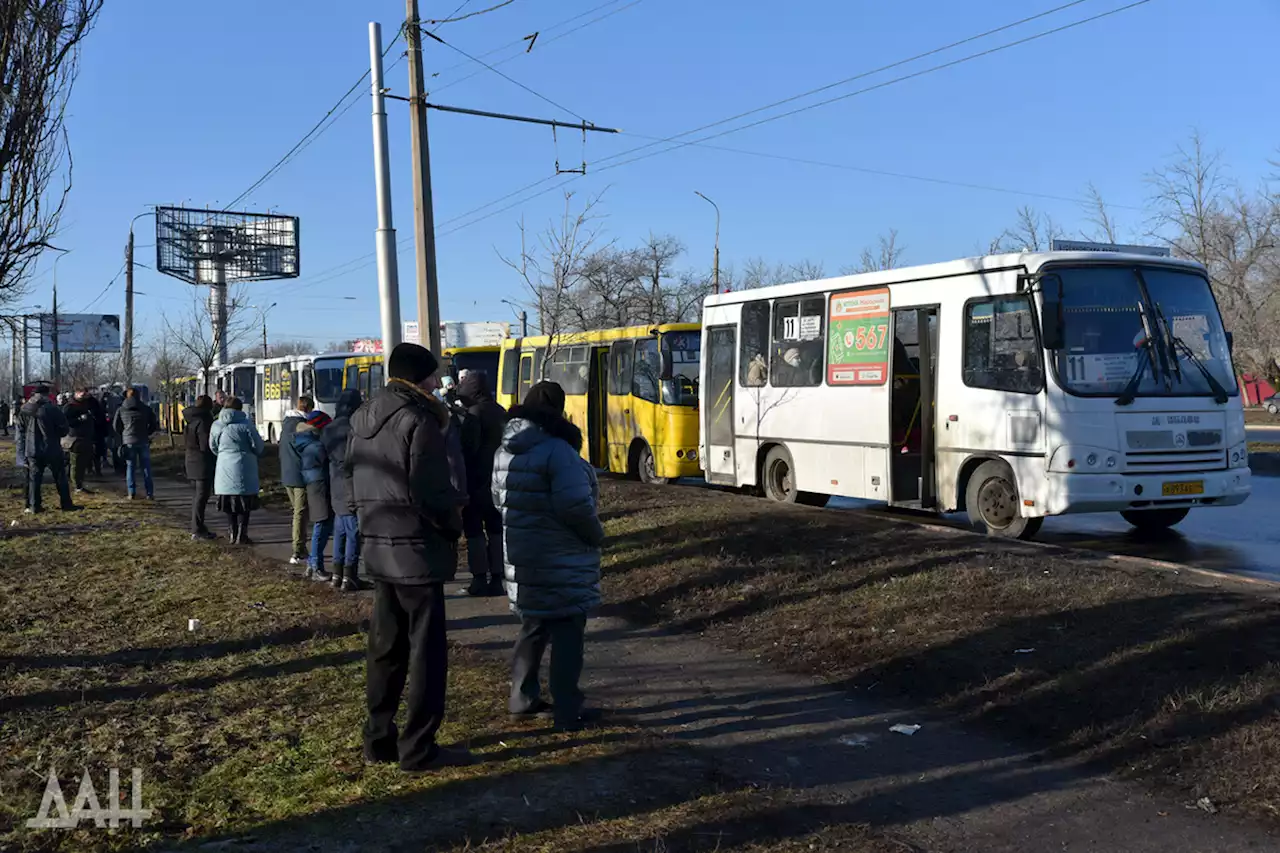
[345,342,471,772]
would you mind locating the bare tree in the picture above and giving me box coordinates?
[1150,132,1280,383]
[161,287,260,393]
[633,233,684,324]
[499,191,607,372]
[1082,183,1121,243]
[990,206,1061,252]
[0,1,103,304]
[145,332,189,447]
[845,229,906,274]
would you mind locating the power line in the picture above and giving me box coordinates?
[223,28,405,210]
[427,0,516,25]
[290,1,1151,290]
[422,28,588,122]
[79,262,128,314]
[437,0,1160,236]
[429,0,644,95]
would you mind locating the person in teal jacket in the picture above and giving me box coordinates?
[209,397,265,544]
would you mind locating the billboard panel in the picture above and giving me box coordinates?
[155,206,300,284]
[40,314,122,353]
[443,321,510,348]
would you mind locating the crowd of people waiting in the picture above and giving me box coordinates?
[4,343,605,771]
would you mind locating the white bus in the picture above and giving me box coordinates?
[254,354,319,443]
[698,247,1250,538]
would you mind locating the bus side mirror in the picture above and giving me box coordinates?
[1226,331,1234,356]
[1039,274,1065,351]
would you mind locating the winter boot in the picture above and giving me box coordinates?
[486,535,506,596]
[465,539,490,596]
[331,562,345,589]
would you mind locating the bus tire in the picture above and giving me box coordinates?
[761,446,824,506]
[1121,508,1189,531]
[964,460,1042,540]
[637,443,669,485]
[267,424,276,445]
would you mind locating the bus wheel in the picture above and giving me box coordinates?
[268,424,276,445]
[637,444,669,485]
[762,446,824,505]
[965,460,1042,539]
[1121,508,1189,531]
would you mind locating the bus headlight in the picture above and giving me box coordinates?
[1085,453,1098,467]
[686,448,698,462]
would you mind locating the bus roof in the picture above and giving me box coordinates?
[705,250,1207,306]
[500,322,700,349]
[443,345,500,355]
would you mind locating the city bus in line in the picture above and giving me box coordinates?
[698,245,1250,539]
[496,324,702,483]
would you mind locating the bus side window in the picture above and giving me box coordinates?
[770,296,825,387]
[500,348,520,397]
[633,338,661,402]
[369,363,385,390]
[302,367,314,396]
[609,340,634,396]
[345,364,359,391]
[740,301,771,387]
[963,297,1043,394]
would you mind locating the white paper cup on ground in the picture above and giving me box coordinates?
[188,618,202,632]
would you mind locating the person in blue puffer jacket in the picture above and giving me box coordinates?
[210,398,265,544]
[294,409,335,582]
[492,380,605,732]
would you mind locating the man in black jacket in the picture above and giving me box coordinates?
[346,343,469,772]
[184,395,217,539]
[322,388,366,591]
[62,389,97,493]
[456,370,509,597]
[113,389,158,499]
[280,396,314,565]
[19,385,76,513]
[83,390,108,475]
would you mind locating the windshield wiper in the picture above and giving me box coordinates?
[1151,301,1183,386]
[1115,345,1155,407]
[1168,334,1231,404]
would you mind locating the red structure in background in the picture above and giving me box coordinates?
[21,381,58,401]
[1239,375,1276,406]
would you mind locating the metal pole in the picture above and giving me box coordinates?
[21,316,28,385]
[695,192,720,295]
[406,0,442,357]
[262,316,268,359]
[520,310,528,338]
[9,319,18,402]
[370,22,402,362]
[52,284,60,388]
[124,229,135,387]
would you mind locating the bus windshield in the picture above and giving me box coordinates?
[1052,265,1236,398]
[232,367,256,403]
[314,357,345,404]
[661,331,700,407]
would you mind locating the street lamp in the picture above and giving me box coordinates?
[501,298,529,337]
[254,303,279,358]
[694,191,720,295]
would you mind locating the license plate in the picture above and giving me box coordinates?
[1162,481,1204,497]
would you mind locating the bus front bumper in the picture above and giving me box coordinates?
[1037,468,1251,516]
[655,445,703,480]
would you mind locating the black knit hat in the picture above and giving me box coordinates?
[387,343,439,383]
[523,381,566,414]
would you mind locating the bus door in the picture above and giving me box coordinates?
[889,306,938,508]
[606,340,637,474]
[517,352,535,402]
[704,326,737,484]
[588,347,610,468]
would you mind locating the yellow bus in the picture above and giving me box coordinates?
[158,375,200,433]
[495,324,701,483]
[443,345,500,389]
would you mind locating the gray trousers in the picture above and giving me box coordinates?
[509,614,586,723]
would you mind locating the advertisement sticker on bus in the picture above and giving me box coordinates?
[827,288,890,385]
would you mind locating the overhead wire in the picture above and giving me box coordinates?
[435,0,1159,237]
[79,262,128,314]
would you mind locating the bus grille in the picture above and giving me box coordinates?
[1124,449,1226,472]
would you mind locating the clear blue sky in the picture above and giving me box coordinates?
[24,0,1280,349]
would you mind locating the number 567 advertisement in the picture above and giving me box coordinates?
[827,288,890,385]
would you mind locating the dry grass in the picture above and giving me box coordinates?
[596,479,1280,823]
[0,460,902,852]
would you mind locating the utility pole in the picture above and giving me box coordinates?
[51,284,60,389]
[520,310,528,338]
[405,0,443,358]
[124,229,135,387]
[369,21,402,360]
[261,316,268,359]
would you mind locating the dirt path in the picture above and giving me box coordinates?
[131,468,1278,852]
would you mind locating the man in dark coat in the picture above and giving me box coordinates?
[322,388,365,591]
[113,388,158,499]
[184,395,217,539]
[456,370,509,597]
[62,389,97,493]
[83,390,108,475]
[280,395,314,565]
[19,385,76,514]
[345,343,470,773]
[0,398,9,437]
